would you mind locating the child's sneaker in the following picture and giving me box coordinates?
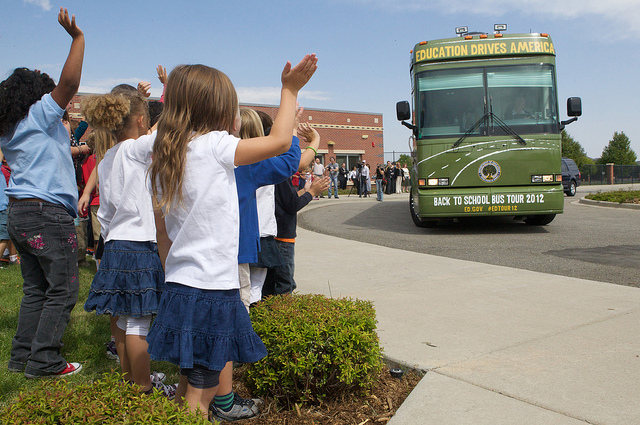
[151,381,177,400]
[55,362,82,377]
[209,393,262,422]
[25,362,82,378]
[105,340,119,361]
[150,371,166,384]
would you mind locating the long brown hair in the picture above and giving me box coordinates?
[150,65,238,212]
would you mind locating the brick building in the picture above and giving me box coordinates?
[67,94,384,170]
[245,104,384,171]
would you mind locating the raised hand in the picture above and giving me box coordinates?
[58,7,83,39]
[293,104,304,136]
[297,123,318,144]
[138,81,152,97]
[156,65,167,85]
[281,54,318,93]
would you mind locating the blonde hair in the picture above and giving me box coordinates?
[150,64,238,211]
[239,108,264,139]
[81,91,148,163]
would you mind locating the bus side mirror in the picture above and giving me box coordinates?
[396,101,411,121]
[567,97,582,117]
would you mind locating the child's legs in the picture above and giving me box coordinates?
[75,218,87,264]
[110,315,119,341]
[114,319,129,375]
[8,203,79,374]
[179,366,221,415]
[272,240,296,295]
[8,248,47,368]
[90,205,100,249]
[216,361,233,396]
[249,266,267,304]
[116,315,152,390]
[0,240,8,259]
[238,263,251,312]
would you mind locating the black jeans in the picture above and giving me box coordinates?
[7,201,79,375]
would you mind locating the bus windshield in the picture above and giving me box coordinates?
[416,64,558,139]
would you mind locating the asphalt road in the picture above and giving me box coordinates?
[298,185,640,287]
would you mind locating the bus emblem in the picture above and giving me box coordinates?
[478,160,501,183]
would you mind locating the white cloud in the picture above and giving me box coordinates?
[349,0,640,38]
[79,78,163,99]
[238,87,330,105]
[24,0,52,11]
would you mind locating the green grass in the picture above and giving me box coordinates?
[0,259,180,408]
[584,189,640,204]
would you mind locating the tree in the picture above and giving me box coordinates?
[561,130,593,167]
[397,153,413,167]
[598,131,637,165]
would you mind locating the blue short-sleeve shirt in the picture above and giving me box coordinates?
[0,93,78,216]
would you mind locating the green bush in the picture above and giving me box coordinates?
[0,372,209,425]
[585,189,640,204]
[246,294,383,407]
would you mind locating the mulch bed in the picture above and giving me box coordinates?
[231,366,423,424]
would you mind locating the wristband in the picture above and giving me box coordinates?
[306,146,318,155]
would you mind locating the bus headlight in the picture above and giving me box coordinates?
[531,175,554,183]
[427,178,449,186]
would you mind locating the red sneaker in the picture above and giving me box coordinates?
[55,362,83,377]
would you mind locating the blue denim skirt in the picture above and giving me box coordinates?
[84,240,164,317]
[147,282,267,371]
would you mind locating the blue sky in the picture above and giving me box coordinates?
[2,0,639,159]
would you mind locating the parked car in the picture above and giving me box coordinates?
[561,157,581,196]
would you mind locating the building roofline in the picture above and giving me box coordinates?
[240,102,382,116]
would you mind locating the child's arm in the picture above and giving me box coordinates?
[51,8,85,110]
[78,166,96,215]
[154,208,172,270]
[296,123,320,171]
[234,54,317,166]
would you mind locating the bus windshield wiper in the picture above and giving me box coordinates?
[453,97,527,149]
[452,113,489,148]
[489,113,527,146]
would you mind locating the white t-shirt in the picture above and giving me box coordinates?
[161,131,241,290]
[256,184,277,238]
[312,162,324,175]
[97,133,156,243]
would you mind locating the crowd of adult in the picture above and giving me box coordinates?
[336,160,411,201]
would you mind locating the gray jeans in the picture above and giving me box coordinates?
[7,201,79,375]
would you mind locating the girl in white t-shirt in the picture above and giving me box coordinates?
[81,90,173,397]
[147,55,317,419]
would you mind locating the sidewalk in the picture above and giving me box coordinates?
[294,193,640,425]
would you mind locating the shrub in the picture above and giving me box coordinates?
[246,294,383,407]
[585,189,640,204]
[0,372,209,424]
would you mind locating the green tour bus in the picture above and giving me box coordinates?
[397,25,581,227]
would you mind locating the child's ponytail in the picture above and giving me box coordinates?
[81,94,130,163]
[81,91,148,163]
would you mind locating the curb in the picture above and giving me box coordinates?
[578,198,640,210]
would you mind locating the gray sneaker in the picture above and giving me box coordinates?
[150,371,166,384]
[151,381,177,400]
[209,393,262,422]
